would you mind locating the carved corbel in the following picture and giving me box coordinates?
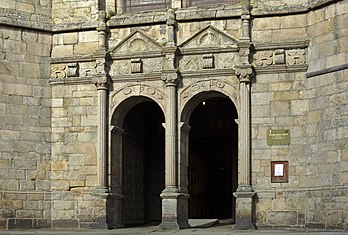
[235,65,253,83]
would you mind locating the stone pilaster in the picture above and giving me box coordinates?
[233,0,255,229]
[93,58,110,194]
[90,57,110,228]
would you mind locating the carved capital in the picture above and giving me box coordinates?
[93,75,110,90]
[235,65,253,83]
[162,73,179,86]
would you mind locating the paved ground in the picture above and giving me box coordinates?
[1,225,348,235]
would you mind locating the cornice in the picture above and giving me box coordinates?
[253,40,310,51]
[254,64,309,74]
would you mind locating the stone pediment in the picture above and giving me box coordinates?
[179,26,238,50]
[111,30,163,55]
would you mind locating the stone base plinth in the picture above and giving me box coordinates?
[233,186,256,230]
[159,189,190,230]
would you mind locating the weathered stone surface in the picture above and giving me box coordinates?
[1,0,348,231]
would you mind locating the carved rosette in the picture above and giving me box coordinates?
[287,49,306,65]
[253,51,273,66]
[235,65,253,83]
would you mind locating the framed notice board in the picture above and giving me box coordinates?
[271,161,289,183]
[267,129,290,145]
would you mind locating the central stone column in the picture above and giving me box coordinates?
[234,64,255,229]
[159,74,190,230]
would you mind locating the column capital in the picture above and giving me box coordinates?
[162,73,179,86]
[93,75,110,90]
[235,65,253,83]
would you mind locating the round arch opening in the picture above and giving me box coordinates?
[187,95,238,222]
[111,98,165,226]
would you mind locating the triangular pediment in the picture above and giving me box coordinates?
[179,25,238,49]
[111,30,163,54]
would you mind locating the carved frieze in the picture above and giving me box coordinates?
[110,57,162,76]
[253,48,307,67]
[51,62,97,80]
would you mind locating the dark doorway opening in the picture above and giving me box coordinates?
[188,97,238,221]
[122,101,165,226]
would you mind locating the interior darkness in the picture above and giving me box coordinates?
[122,101,165,226]
[188,97,238,220]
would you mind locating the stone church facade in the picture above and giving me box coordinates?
[1,0,348,230]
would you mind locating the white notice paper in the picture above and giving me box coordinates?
[274,164,284,176]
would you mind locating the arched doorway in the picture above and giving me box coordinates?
[188,96,238,221]
[121,101,165,226]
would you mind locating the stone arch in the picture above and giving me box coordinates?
[179,79,239,123]
[177,80,239,221]
[108,86,166,228]
[110,84,166,126]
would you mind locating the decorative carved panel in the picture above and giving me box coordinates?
[111,30,163,55]
[286,49,306,65]
[180,25,238,49]
[50,62,96,79]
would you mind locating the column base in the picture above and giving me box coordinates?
[159,188,190,230]
[106,193,124,229]
[233,185,256,230]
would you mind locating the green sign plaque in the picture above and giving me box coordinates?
[267,129,290,145]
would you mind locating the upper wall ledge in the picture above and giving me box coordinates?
[0,0,341,32]
[252,0,343,16]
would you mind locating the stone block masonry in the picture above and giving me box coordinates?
[0,25,52,229]
[1,0,348,231]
